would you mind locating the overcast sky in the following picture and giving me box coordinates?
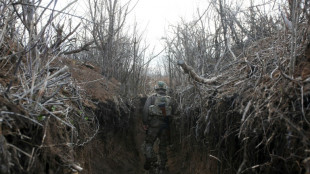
[50,0,282,66]
[52,0,208,52]
[128,0,208,50]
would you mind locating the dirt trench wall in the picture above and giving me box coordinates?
[0,94,146,174]
[0,96,76,174]
[170,90,310,174]
[75,99,145,174]
[167,94,240,174]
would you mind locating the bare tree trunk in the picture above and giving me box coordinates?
[168,51,173,91]
[104,0,117,77]
[218,0,228,54]
[289,0,299,76]
[132,37,137,95]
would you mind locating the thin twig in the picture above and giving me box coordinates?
[0,111,43,126]
[300,86,310,125]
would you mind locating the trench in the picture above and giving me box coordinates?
[75,96,221,174]
[3,90,307,174]
[1,90,266,174]
[77,95,225,174]
[0,92,253,174]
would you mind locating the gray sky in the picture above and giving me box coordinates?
[48,0,283,68]
[128,0,208,50]
[52,0,208,51]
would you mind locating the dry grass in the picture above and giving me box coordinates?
[174,26,310,173]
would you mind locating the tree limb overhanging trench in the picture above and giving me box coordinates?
[177,60,221,84]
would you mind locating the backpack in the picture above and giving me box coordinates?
[148,94,172,116]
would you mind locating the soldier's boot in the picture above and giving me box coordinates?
[144,157,157,171]
[149,164,158,174]
[144,159,151,170]
[158,158,168,174]
[144,142,156,170]
[158,166,168,174]
[158,147,168,174]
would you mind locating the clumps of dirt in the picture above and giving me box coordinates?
[53,58,121,103]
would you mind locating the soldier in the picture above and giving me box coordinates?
[143,81,175,174]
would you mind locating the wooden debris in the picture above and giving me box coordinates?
[177,60,221,84]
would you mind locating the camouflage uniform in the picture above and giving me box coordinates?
[143,82,174,173]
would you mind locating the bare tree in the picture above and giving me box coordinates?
[73,0,148,96]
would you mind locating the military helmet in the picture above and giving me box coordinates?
[154,81,167,91]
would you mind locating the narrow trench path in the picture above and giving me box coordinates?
[85,98,197,174]
[122,100,178,174]
[131,101,182,174]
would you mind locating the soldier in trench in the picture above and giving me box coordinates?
[142,81,176,174]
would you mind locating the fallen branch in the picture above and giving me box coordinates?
[177,60,221,84]
[62,41,95,55]
[19,66,68,99]
[7,143,32,158]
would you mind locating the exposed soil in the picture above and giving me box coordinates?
[51,58,148,174]
[75,106,145,174]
